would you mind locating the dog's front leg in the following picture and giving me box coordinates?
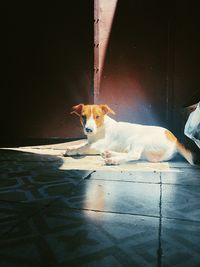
[63,143,99,156]
[103,146,143,165]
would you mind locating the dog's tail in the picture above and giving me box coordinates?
[165,130,196,165]
[176,141,194,165]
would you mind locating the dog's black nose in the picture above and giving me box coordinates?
[85,127,93,133]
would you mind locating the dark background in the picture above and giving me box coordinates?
[3,0,94,144]
[2,0,200,145]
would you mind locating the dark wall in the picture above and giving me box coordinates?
[97,0,200,139]
[98,0,172,128]
[173,0,200,137]
[3,1,93,142]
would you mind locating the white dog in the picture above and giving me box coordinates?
[64,104,195,165]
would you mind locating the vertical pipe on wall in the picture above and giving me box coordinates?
[94,0,100,102]
[94,0,118,103]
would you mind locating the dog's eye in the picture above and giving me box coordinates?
[81,115,86,121]
[96,115,100,119]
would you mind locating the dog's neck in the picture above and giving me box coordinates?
[87,115,116,143]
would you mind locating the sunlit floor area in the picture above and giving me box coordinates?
[0,142,200,267]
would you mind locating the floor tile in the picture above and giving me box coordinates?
[65,179,160,217]
[162,218,200,267]
[168,161,198,168]
[162,184,200,221]
[162,168,200,185]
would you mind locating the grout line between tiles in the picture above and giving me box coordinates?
[84,177,200,186]
[64,206,161,219]
[58,204,200,223]
[157,172,163,267]
[85,177,161,184]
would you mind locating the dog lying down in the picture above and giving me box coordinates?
[64,104,196,165]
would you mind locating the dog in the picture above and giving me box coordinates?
[63,104,195,165]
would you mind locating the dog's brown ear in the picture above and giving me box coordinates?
[100,104,115,115]
[71,104,84,116]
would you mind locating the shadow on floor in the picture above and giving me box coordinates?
[0,149,199,267]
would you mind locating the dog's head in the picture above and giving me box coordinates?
[71,104,115,136]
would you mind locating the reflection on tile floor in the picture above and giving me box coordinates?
[0,148,200,267]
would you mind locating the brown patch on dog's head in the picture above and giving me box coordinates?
[71,104,115,133]
[71,104,88,127]
[71,104,84,116]
[92,104,115,128]
[99,104,115,115]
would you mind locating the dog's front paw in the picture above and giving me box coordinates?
[104,157,120,165]
[62,147,79,157]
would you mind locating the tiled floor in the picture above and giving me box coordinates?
[0,145,199,267]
